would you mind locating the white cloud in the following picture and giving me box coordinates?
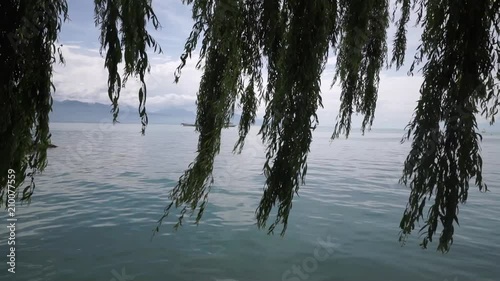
[53,1,432,130]
[53,45,203,112]
[52,43,425,129]
[317,75,422,129]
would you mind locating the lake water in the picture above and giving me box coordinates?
[1,123,499,281]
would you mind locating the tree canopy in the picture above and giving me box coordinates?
[1,0,499,253]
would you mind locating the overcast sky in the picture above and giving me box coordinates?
[53,0,495,130]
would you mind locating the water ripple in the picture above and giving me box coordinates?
[1,125,498,281]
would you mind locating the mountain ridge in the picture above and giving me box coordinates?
[50,100,249,125]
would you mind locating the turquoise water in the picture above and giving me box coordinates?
[1,123,499,281]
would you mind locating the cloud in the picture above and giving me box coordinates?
[316,70,422,129]
[52,45,203,112]
[52,41,425,129]
[53,0,432,130]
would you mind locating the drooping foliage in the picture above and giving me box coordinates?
[94,0,163,134]
[1,0,499,253]
[0,0,161,203]
[332,0,389,138]
[0,0,68,204]
[159,0,500,252]
[398,0,500,252]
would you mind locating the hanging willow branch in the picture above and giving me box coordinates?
[94,0,163,134]
[0,0,68,204]
[398,0,500,252]
[256,0,335,234]
[332,0,389,138]
[157,0,248,230]
[158,0,499,253]
[0,0,162,205]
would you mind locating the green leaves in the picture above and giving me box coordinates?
[391,0,411,70]
[159,0,337,235]
[94,0,162,134]
[157,0,247,231]
[257,0,334,234]
[332,0,389,138]
[399,0,498,252]
[162,0,498,253]
[0,0,68,205]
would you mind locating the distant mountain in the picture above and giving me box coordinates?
[50,100,196,124]
[50,100,257,125]
[48,100,497,131]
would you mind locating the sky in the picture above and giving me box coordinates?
[52,0,494,130]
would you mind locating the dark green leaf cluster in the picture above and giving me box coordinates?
[398,0,500,252]
[94,0,162,134]
[160,0,499,253]
[1,0,68,204]
[332,0,389,138]
[159,0,261,231]
[159,0,390,235]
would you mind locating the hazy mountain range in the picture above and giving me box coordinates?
[50,100,499,132]
[50,100,245,125]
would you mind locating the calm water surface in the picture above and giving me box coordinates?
[1,123,499,281]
